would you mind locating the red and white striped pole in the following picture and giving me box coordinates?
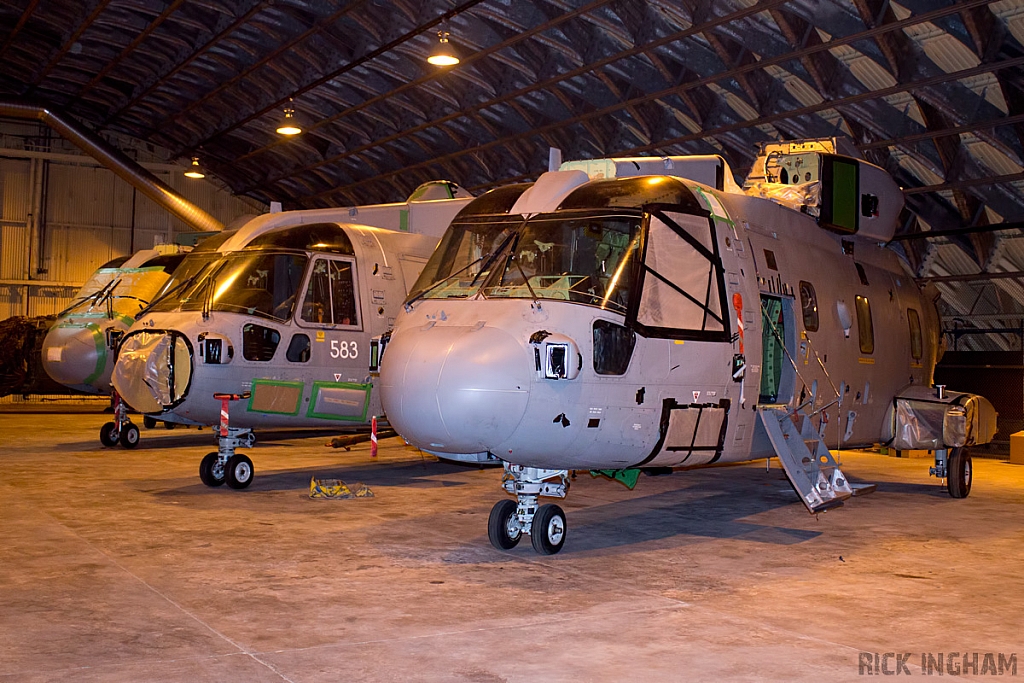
[370,416,378,458]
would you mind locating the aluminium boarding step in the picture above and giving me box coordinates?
[757,407,869,514]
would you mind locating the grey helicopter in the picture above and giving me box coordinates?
[40,248,187,407]
[109,182,473,489]
[377,138,997,555]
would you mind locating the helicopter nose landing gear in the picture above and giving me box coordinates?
[99,390,140,449]
[200,392,254,490]
[487,464,570,554]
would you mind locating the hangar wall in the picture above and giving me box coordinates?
[0,120,264,321]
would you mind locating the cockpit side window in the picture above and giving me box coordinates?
[630,207,729,341]
[299,257,360,328]
[593,319,636,375]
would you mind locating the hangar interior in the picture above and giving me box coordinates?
[1,0,1024,680]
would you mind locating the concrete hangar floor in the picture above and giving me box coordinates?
[0,408,1020,682]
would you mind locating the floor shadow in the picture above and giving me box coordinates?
[151,456,477,498]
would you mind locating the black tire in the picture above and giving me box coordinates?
[947,447,973,499]
[119,424,140,449]
[199,452,225,487]
[225,454,254,490]
[99,422,119,448]
[531,503,567,555]
[143,415,157,429]
[487,499,521,550]
[163,421,176,430]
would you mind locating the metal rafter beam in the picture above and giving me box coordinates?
[141,0,371,140]
[246,0,981,197]
[0,0,41,63]
[69,0,192,107]
[27,0,114,90]
[304,39,1024,204]
[220,0,615,170]
[891,220,1024,241]
[99,0,272,130]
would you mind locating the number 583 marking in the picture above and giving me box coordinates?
[330,340,359,359]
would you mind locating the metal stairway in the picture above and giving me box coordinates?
[758,407,866,514]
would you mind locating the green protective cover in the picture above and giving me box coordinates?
[247,378,305,416]
[590,468,641,490]
[306,380,372,422]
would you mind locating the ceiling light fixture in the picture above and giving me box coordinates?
[183,156,205,179]
[427,30,459,66]
[276,99,302,136]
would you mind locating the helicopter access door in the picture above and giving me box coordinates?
[758,294,796,406]
[630,206,732,468]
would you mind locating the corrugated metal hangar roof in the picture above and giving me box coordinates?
[1,0,1023,346]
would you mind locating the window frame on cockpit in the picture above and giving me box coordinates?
[294,254,363,331]
[625,203,731,342]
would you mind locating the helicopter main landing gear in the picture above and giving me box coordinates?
[200,392,254,490]
[488,464,570,555]
[99,390,140,449]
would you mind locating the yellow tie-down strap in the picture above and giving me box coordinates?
[309,477,374,499]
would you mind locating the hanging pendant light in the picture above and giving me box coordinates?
[276,99,302,136]
[183,156,205,179]
[427,30,459,66]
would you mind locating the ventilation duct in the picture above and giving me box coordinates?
[0,100,224,232]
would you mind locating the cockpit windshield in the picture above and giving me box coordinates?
[59,266,174,318]
[482,213,641,313]
[407,216,520,301]
[411,211,641,314]
[148,252,307,322]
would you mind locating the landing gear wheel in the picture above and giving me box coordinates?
[143,415,156,429]
[225,454,254,490]
[163,421,175,430]
[947,447,972,499]
[488,499,521,550]
[199,452,225,487]
[99,422,119,448]
[119,423,140,449]
[531,503,567,555]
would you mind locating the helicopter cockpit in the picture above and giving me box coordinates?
[406,175,729,342]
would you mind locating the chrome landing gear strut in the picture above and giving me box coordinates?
[488,464,570,555]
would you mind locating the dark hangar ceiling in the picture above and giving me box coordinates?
[2,0,1024,346]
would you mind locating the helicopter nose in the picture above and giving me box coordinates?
[41,323,110,392]
[381,324,531,455]
[112,330,193,413]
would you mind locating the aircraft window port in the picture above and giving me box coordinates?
[593,319,636,375]
[286,334,311,363]
[763,249,778,271]
[855,295,874,354]
[242,323,281,361]
[798,281,818,332]
[908,308,923,360]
